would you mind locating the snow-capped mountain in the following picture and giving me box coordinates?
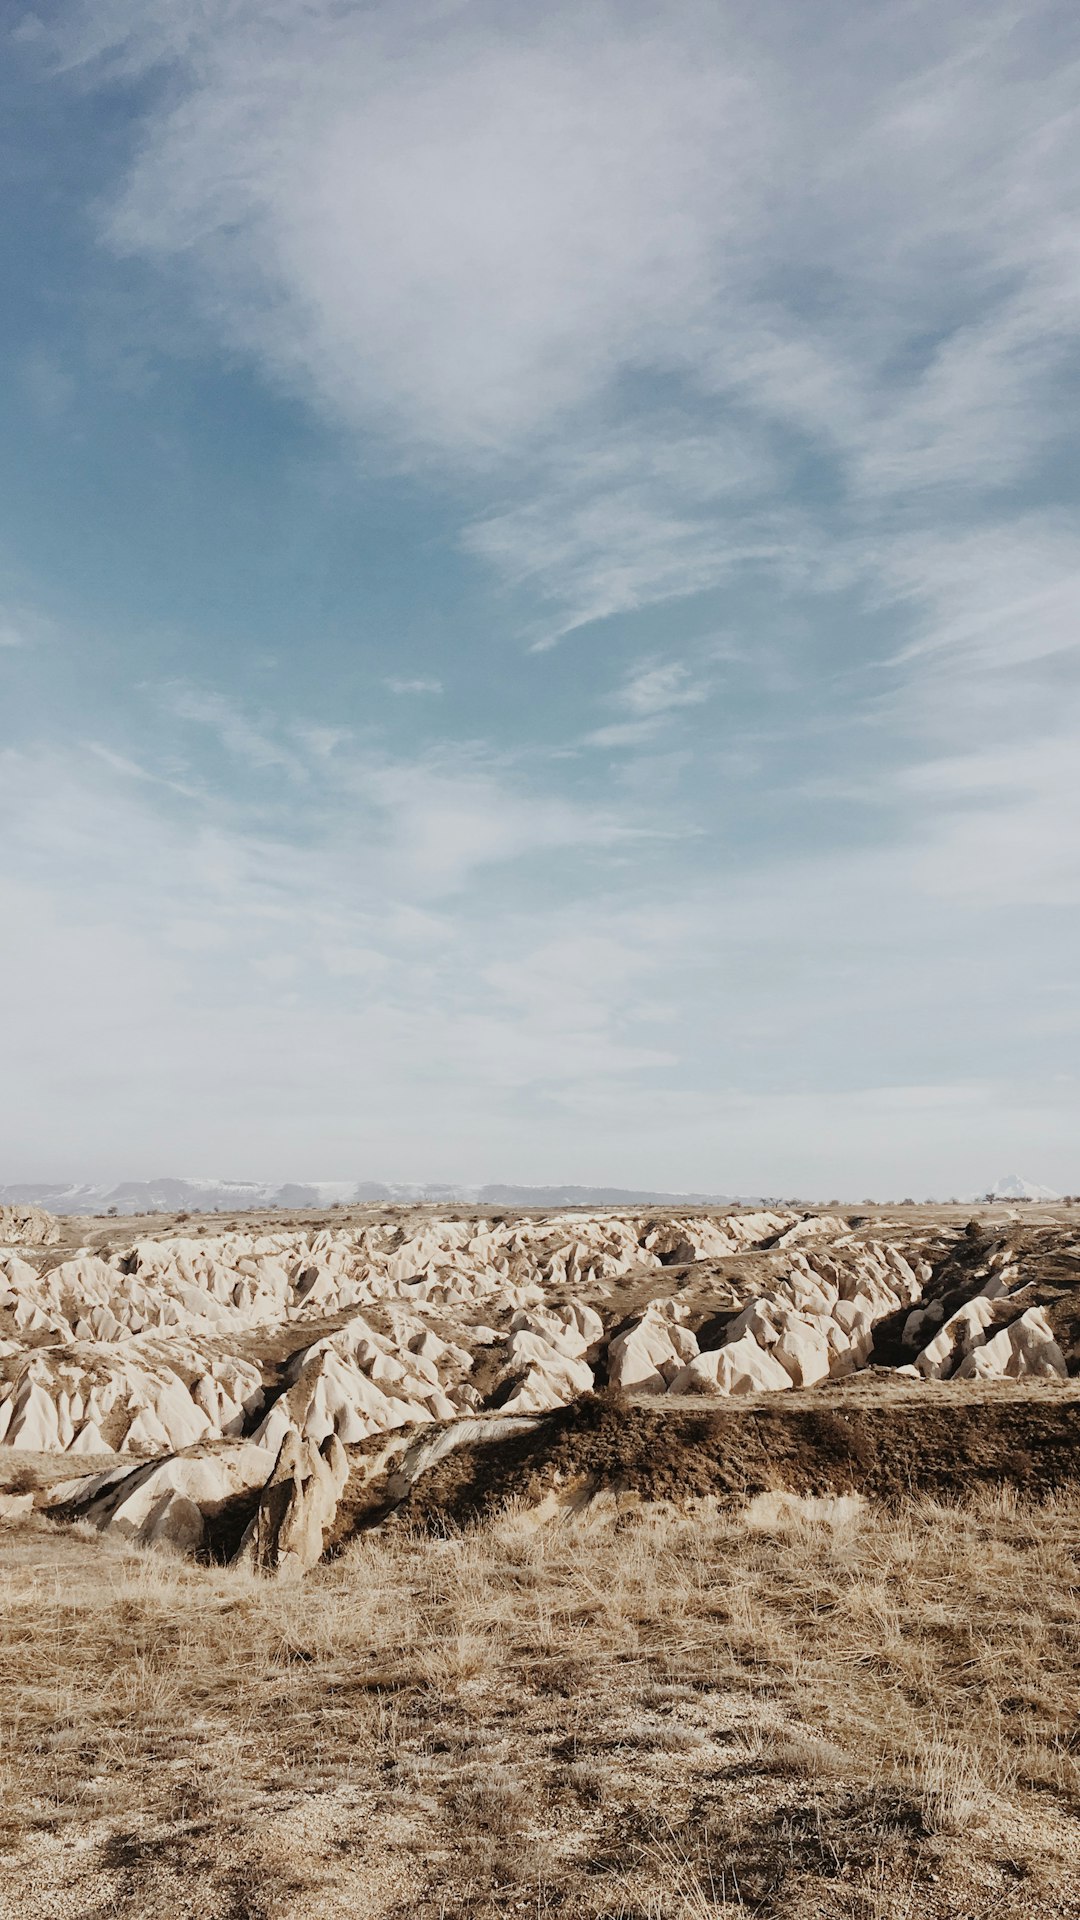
[0,1177,737,1217]
[985,1173,1062,1202]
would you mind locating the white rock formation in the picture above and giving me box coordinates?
[1,1206,1072,1513]
[953,1307,1067,1381]
[10,1204,1075,1574]
[49,1444,275,1553]
[662,1239,926,1399]
[0,1205,60,1247]
[607,1300,699,1394]
[916,1296,1002,1378]
[236,1430,349,1578]
[0,1210,811,1457]
[669,1337,795,1396]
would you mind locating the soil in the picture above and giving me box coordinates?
[364,1378,1080,1536]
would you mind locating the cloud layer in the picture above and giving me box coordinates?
[1,0,1076,1190]
[67,0,1080,642]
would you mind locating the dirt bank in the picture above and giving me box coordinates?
[363,1381,1080,1535]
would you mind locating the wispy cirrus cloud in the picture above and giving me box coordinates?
[163,684,307,777]
[58,0,1080,651]
[617,661,710,718]
[385,675,442,695]
[4,706,1078,1188]
[583,656,712,749]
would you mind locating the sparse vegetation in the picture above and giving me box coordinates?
[3,1200,1079,1913]
[1,1490,1078,1917]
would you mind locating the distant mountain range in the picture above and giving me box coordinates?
[0,1177,743,1217]
[0,1172,1064,1218]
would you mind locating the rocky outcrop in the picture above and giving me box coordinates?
[953,1306,1067,1380]
[17,1204,1080,1574]
[235,1430,349,1579]
[48,1431,349,1572]
[0,1210,804,1458]
[607,1299,699,1393]
[0,1205,59,1247]
[48,1443,275,1554]
[1,1205,1076,1518]
[609,1240,929,1400]
[670,1336,795,1395]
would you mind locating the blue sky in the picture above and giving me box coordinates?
[3,0,1079,1194]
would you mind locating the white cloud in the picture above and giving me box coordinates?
[583,657,711,749]
[902,729,1080,908]
[322,945,390,979]
[164,684,306,776]
[62,0,1080,648]
[339,749,650,895]
[582,720,664,751]
[251,952,299,986]
[464,424,784,641]
[385,676,442,695]
[91,5,755,454]
[0,732,686,1173]
[296,725,351,757]
[617,661,709,717]
[87,741,202,797]
[3,704,1079,1188]
[882,521,1080,671]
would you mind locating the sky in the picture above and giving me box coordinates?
[2,0,1079,1197]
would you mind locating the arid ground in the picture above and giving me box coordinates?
[1,1201,1078,1916]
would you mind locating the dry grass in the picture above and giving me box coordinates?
[0,1491,1079,1917]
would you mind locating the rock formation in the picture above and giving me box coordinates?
[48,1443,276,1554]
[0,1204,60,1247]
[2,1201,1075,1573]
[235,1430,349,1578]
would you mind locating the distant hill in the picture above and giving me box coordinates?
[0,1177,742,1217]
[476,1184,730,1207]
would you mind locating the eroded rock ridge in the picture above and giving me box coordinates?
[3,1203,1075,1567]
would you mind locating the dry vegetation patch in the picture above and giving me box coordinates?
[1,1493,1079,1917]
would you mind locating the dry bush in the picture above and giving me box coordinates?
[0,1491,1079,1917]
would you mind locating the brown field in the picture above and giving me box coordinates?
[2,1481,1079,1919]
[3,1198,1080,1914]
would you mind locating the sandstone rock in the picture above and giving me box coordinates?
[607,1305,698,1394]
[953,1307,1068,1381]
[507,1303,603,1362]
[0,1205,59,1247]
[774,1215,848,1249]
[771,1317,832,1388]
[500,1349,594,1413]
[668,1336,793,1396]
[235,1430,349,1578]
[5,1380,62,1451]
[6,1205,1072,1501]
[255,1345,433,1455]
[916,1296,1001,1378]
[49,1443,274,1553]
[0,1207,811,1459]
[14,1204,1080,1569]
